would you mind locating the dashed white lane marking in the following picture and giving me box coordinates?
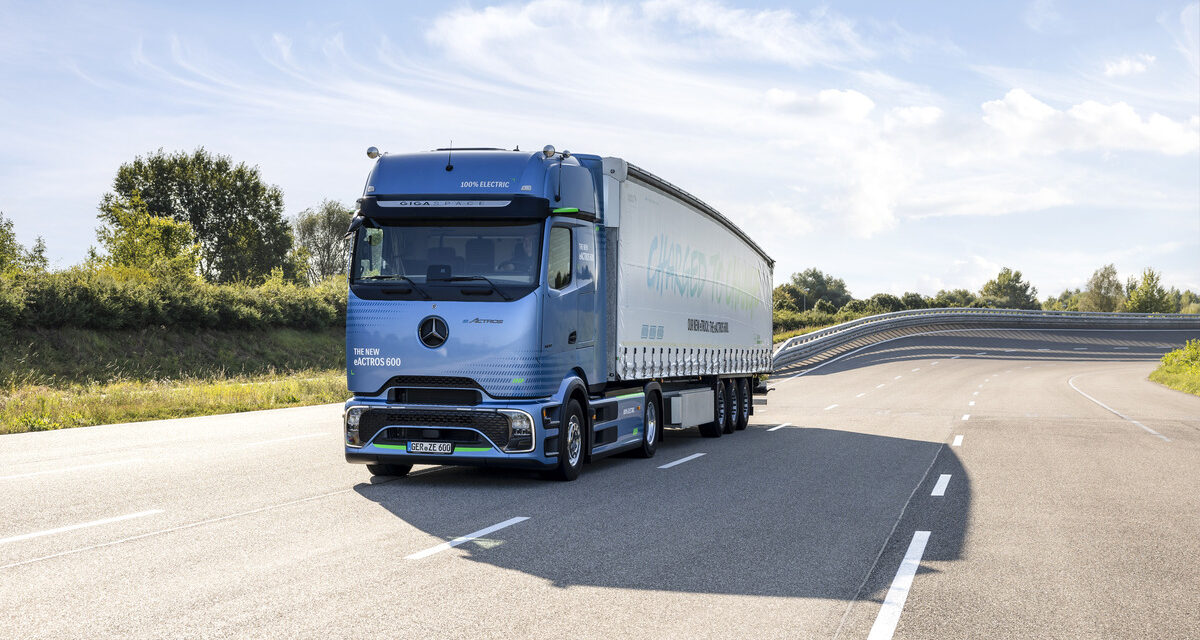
[975,352,987,355]
[658,453,707,469]
[824,404,839,411]
[894,376,903,380]
[977,384,984,389]
[856,393,867,398]
[1,489,353,570]
[952,435,963,447]
[1023,366,1032,369]
[1114,346,1129,350]
[767,423,792,432]
[867,530,931,640]
[951,355,960,359]
[931,474,952,496]
[1073,347,1088,351]
[1037,348,1051,352]
[0,458,145,481]
[931,361,939,365]
[1067,375,1170,442]
[911,368,921,372]
[968,401,975,407]
[0,510,164,546]
[876,384,886,389]
[972,391,979,396]
[961,414,971,421]
[241,433,326,447]
[405,517,530,560]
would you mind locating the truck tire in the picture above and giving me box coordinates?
[735,378,750,430]
[634,393,660,458]
[366,463,413,477]
[722,379,737,434]
[549,399,585,481]
[699,381,726,438]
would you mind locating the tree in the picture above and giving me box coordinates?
[104,148,293,284]
[979,267,1040,310]
[1043,288,1081,311]
[292,200,353,283]
[813,298,836,314]
[1124,268,1173,313]
[931,288,977,308]
[95,191,200,279]
[901,292,929,310]
[778,268,852,311]
[0,211,47,274]
[869,293,905,313]
[1079,264,1123,312]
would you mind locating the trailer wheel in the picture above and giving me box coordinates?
[548,399,585,481]
[634,393,661,458]
[722,379,737,434]
[735,378,750,431]
[366,463,413,477]
[699,381,726,438]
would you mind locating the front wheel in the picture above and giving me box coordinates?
[549,399,585,481]
[366,463,413,477]
[635,394,661,458]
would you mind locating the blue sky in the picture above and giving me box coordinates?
[1,0,1197,297]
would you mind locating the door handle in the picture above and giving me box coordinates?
[568,331,577,345]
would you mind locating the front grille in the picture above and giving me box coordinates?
[360,409,510,447]
[388,387,481,406]
[382,376,482,389]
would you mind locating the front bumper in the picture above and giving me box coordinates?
[343,398,559,469]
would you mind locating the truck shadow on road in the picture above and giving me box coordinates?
[354,426,968,601]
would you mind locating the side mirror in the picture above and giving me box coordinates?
[345,216,365,240]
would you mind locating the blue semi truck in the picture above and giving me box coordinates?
[343,145,773,480]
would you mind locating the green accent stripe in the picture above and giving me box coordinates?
[612,392,645,400]
[372,444,493,453]
[552,207,579,213]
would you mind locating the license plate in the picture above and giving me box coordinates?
[408,441,454,454]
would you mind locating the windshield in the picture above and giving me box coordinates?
[351,220,543,287]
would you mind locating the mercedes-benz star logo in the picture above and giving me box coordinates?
[418,316,449,348]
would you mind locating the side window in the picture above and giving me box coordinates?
[547,226,572,290]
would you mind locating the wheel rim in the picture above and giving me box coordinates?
[646,401,657,446]
[729,384,738,425]
[741,383,749,419]
[566,415,582,466]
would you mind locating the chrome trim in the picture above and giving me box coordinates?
[353,404,535,453]
[497,408,537,454]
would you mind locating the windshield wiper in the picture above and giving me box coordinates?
[442,275,513,301]
[358,275,430,299]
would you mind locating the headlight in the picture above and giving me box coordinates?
[345,406,366,447]
[499,410,535,453]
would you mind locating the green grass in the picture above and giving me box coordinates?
[1149,339,1200,397]
[0,327,347,434]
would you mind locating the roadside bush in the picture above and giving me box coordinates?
[1150,339,1200,397]
[0,276,25,333]
[10,267,347,331]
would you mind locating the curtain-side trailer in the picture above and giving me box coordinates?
[343,146,773,480]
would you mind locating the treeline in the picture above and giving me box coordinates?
[774,266,1197,335]
[1,148,353,332]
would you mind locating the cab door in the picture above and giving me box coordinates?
[541,223,579,362]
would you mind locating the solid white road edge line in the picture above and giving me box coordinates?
[952,435,963,447]
[1,488,352,570]
[1067,375,1170,442]
[767,422,792,432]
[405,517,530,561]
[961,414,970,421]
[876,384,886,389]
[824,404,839,411]
[241,433,326,447]
[856,393,866,398]
[658,453,707,469]
[0,510,164,546]
[0,458,145,481]
[931,474,951,496]
[867,531,932,640]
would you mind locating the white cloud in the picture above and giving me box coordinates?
[765,88,876,121]
[982,89,1200,155]
[1024,0,1063,33]
[1104,54,1155,77]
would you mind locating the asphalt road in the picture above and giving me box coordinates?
[2,329,1198,639]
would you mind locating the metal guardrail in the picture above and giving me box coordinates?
[771,308,1200,372]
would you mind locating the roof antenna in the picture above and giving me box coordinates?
[445,140,454,172]
[513,144,520,151]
